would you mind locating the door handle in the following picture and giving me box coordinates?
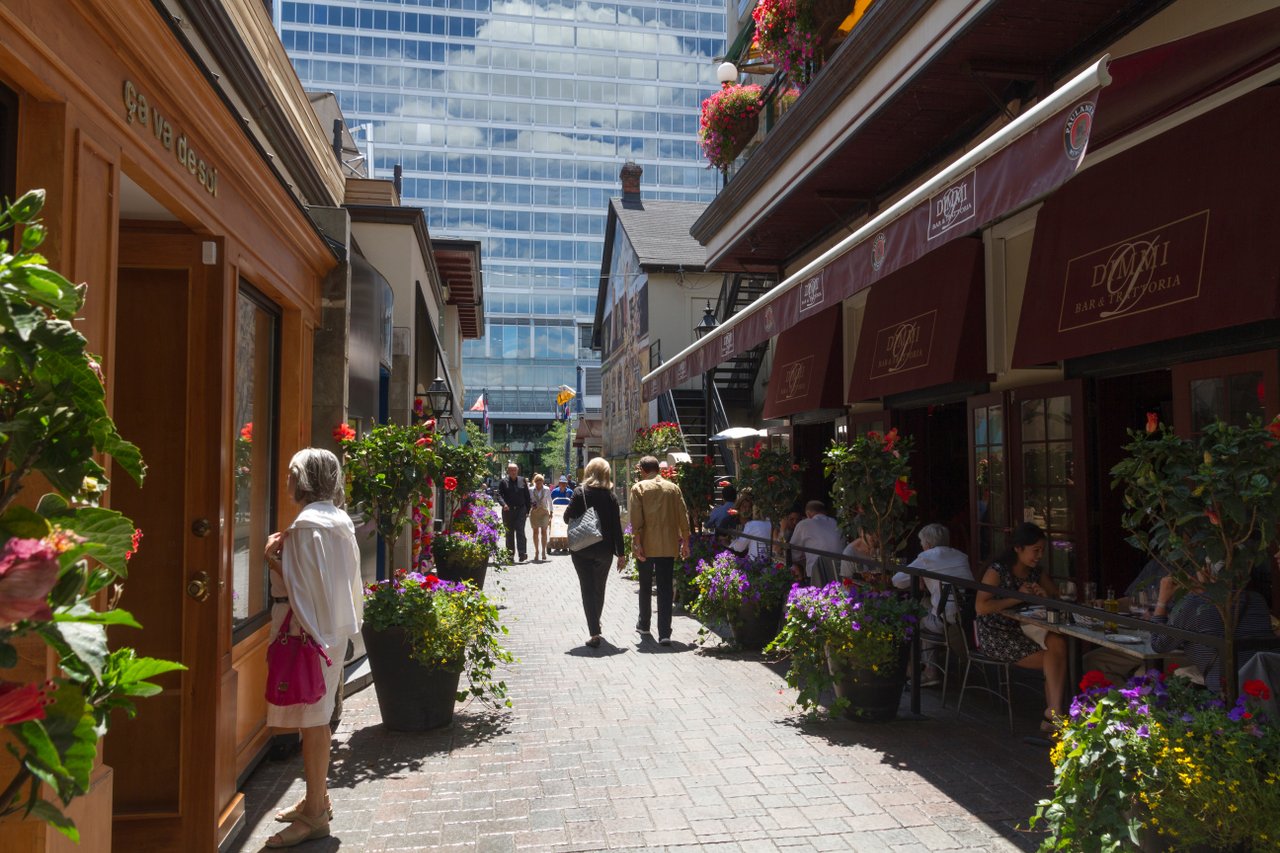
[191,518,212,537]
[186,571,211,602]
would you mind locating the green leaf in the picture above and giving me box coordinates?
[4,265,80,318]
[0,505,51,540]
[26,799,79,843]
[53,604,141,629]
[46,621,108,681]
[39,685,97,798]
[43,506,137,579]
[115,655,185,683]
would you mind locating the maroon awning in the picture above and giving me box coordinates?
[848,238,986,401]
[1012,87,1280,368]
[762,306,843,420]
[641,58,1111,403]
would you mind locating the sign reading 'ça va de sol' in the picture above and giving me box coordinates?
[122,80,219,197]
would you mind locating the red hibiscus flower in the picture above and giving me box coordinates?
[1268,417,1280,440]
[1205,508,1221,526]
[124,528,143,562]
[1145,412,1159,434]
[0,538,60,627]
[333,422,356,443]
[0,681,51,725]
[893,477,915,503]
[883,428,899,451]
[1079,670,1112,692]
[1243,679,1272,701]
[866,431,879,442]
[717,480,731,488]
[423,418,437,430]
[239,422,253,442]
[444,477,458,491]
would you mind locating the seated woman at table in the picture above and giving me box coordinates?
[1149,564,1274,692]
[975,522,1068,730]
[730,494,773,561]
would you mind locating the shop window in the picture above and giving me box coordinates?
[1173,351,1278,437]
[968,393,1008,564]
[1017,393,1078,582]
[231,284,281,639]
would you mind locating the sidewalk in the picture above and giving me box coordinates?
[231,553,1053,851]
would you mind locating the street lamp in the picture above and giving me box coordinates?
[423,376,457,437]
[694,301,719,471]
[716,61,738,88]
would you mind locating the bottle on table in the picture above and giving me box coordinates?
[1103,586,1119,633]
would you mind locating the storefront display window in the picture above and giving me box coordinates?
[1019,394,1076,581]
[1173,352,1278,438]
[969,396,1007,563]
[231,284,280,638]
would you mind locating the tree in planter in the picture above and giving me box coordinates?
[673,455,719,532]
[0,190,183,839]
[735,442,803,538]
[824,429,917,574]
[339,422,441,559]
[437,423,496,533]
[1111,415,1280,701]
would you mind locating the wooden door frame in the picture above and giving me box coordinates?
[113,224,225,852]
[1171,349,1280,437]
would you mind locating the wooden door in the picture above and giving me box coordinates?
[1172,350,1280,437]
[967,392,1010,565]
[105,228,223,852]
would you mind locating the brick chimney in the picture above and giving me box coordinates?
[620,161,642,204]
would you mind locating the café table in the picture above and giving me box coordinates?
[1004,606,1182,693]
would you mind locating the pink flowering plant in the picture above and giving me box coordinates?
[689,550,794,645]
[631,421,683,457]
[825,428,917,573]
[0,190,182,838]
[1032,670,1280,851]
[363,570,512,706]
[766,582,921,716]
[752,0,820,86]
[698,84,763,171]
[735,442,803,534]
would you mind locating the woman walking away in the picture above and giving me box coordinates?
[564,457,626,647]
[529,473,553,561]
[263,448,363,848]
[974,521,1067,731]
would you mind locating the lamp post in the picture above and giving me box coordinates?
[694,301,719,466]
[424,376,456,437]
[716,61,738,89]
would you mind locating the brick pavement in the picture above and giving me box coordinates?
[231,553,1054,852]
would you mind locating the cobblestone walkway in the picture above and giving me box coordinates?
[232,553,1053,852]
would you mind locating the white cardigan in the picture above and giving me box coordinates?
[281,501,363,650]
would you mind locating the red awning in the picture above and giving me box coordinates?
[641,57,1112,403]
[848,238,986,401]
[1012,87,1280,368]
[762,306,843,420]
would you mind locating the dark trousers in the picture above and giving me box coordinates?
[571,552,611,636]
[637,557,674,639]
[504,508,528,558]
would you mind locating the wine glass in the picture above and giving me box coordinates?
[1131,589,1152,619]
[1058,580,1077,603]
[1083,581,1098,607]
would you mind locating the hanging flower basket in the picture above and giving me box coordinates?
[699,84,763,171]
[752,0,821,86]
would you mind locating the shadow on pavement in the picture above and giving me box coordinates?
[565,642,628,657]
[328,709,511,789]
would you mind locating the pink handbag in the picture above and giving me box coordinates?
[265,610,333,706]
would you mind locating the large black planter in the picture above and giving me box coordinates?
[361,625,462,731]
[435,556,488,590]
[827,644,909,722]
[730,597,783,651]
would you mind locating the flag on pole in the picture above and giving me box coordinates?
[555,385,576,406]
[470,391,489,432]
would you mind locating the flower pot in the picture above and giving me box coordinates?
[435,554,488,589]
[361,625,462,731]
[731,596,784,651]
[826,643,909,722]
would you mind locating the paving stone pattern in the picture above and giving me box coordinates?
[232,553,1054,852]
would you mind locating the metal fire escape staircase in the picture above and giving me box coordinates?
[713,273,773,412]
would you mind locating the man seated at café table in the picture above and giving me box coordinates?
[1148,562,1274,693]
[891,523,973,688]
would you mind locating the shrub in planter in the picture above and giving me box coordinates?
[766,581,922,718]
[339,421,440,556]
[825,428,917,574]
[698,84,763,171]
[689,550,793,650]
[632,421,683,457]
[1032,670,1280,851]
[675,532,719,607]
[672,455,719,532]
[735,442,803,536]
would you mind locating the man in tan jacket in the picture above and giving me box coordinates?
[628,455,691,645]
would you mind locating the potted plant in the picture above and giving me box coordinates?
[0,190,183,840]
[675,531,719,608]
[361,570,513,731]
[339,421,440,558]
[698,84,763,172]
[673,456,721,533]
[734,442,804,538]
[766,581,922,720]
[690,550,794,650]
[430,491,507,588]
[1110,415,1280,701]
[1032,669,1279,851]
[825,428,917,575]
[631,421,683,458]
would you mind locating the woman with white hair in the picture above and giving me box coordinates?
[891,522,973,687]
[263,448,363,848]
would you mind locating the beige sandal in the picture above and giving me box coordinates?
[274,795,333,823]
[265,810,330,848]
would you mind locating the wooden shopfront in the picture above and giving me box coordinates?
[0,2,337,850]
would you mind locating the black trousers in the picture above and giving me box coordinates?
[571,551,611,636]
[637,557,674,639]
[504,508,528,557]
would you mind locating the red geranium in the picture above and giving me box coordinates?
[424,573,440,587]
[1145,412,1159,434]
[333,422,356,443]
[444,477,458,491]
[1243,679,1272,701]
[1079,669,1112,692]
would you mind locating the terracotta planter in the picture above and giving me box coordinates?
[826,643,909,722]
[361,625,462,731]
[730,596,784,651]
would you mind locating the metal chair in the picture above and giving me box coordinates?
[917,583,961,707]
[954,586,1042,733]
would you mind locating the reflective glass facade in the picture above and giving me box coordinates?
[275,0,724,422]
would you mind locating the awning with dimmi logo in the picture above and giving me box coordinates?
[1013,86,1280,367]
[762,305,843,420]
[640,57,1113,402]
[848,238,986,402]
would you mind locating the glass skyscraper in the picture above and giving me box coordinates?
[274,0,725,439]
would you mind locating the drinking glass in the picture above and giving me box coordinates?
[1083,581,1098,606]
[1058,580,1077,603]
[1132,589,1152,618]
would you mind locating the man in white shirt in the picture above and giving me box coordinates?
[892,523,973,686]
[788,500,845,584]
